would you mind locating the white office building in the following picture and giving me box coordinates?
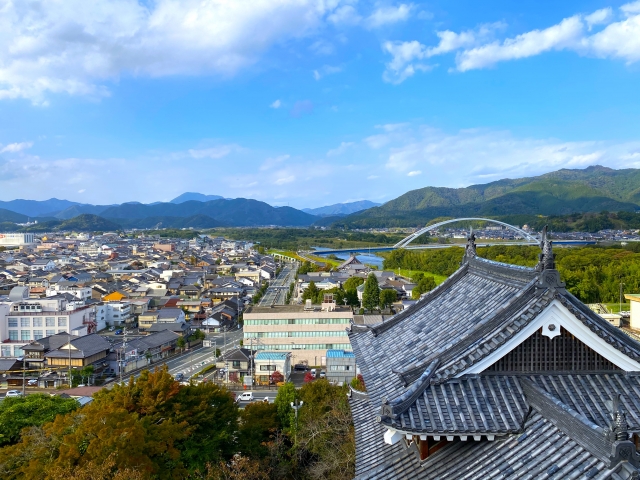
[0,233,36,247]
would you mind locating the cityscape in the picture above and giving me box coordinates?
[4,0,640,479]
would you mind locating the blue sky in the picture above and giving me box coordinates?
[2,0,640,208]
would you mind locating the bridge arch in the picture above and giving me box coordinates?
[394,218,539,248]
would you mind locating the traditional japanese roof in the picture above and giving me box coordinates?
[349,229,640,479]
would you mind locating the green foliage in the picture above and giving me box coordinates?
[274,382,297,431]
[0,394,79,447]
[192,329,206,341]
[302,281,320,303]
[412,276,436,299]
[252,281,269,304]
[297,261,319,275]
[238,402,280,459]
[362,273,380,311]
[379,289,397,309]
[343,276,364,291]
[350,374,366,392]
[218,227,404,250]
[177,336,186,351]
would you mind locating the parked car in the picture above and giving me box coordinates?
[27,379,38,386]
[114,329,123,335]
[174,373,184,381]
[310,368,317,377]
[319,370,326,378]
[5,390,22,397]
[236,392,254,402]
[294,364,308,371]
[108,326,115,331]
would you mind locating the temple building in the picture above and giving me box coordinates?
[349,228,640,479]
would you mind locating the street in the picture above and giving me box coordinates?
[259,263,296,306]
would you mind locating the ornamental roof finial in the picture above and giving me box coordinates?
[462,228,477,264]
[537,225,555,271]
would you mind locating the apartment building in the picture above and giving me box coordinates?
[0,287,96,357]
[243,303,353,366]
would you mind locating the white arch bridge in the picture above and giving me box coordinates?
[393,217,539,248]
[306,218,593,257]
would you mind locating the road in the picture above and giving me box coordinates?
[259,263,296,306]
[121,328,244,383]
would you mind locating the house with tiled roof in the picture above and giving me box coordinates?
[349,229,640,479]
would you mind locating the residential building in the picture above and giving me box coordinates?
[254,351,291,384]
[216,347,254,382]
[326,349,356,385]
[243,303,353,366]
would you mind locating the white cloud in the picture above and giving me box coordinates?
[270,99,282,109]
[78,189,86,193]
[188,145,238,159]
[455,16,584,71]
[407,170,421,176]
[274,175,296,185]
[382,23,503,82]
[328,5,362,26]
[376,125,640,188]
[327,141,354,156]
[0,0,353,104]
[382,3,640,77]
[260,154,290,171]
[366,4,413,28]
[313,64,342,80]
[367,175,379,180]
[585,8,613,28]
[0,142,33,153]
[309,39,335,55]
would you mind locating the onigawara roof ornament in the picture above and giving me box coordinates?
[536,225,565,291]
[461,228,477,264]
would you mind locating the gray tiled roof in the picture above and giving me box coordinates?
[45,334,111,359]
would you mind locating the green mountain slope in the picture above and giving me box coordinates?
[336,166,640,228]
[101,198,315,226]
[0,208,28,223]
[113,215,224,229]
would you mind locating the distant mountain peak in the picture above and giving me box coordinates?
[170,192,226,204]
[303,200,381,217]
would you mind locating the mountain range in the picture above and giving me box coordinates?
[302,200,380,216]
[331,166,640,228]
[2,166,640,231]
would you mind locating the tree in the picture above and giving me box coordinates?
[350,374,366,392]
[270,371,284,384]
[412,276,436,299]
[343,276,364,292]
[177,336,186,353]
[238,402,280,459]
[302,281,320,303]
[297,380,355,479]
[379,289,397,309]
[193,328,206,341]
[362,273,380,311]
[0,394,78,447]
[274,382,297,430]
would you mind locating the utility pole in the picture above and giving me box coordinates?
[22,354,26,396]
[290,400,303,447]
[68,331,72,388]
[620,282,626,314]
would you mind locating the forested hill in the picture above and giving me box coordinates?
[333,166,640,228]
[382,244,640,304]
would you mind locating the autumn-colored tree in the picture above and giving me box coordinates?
[270,371,284,384]
[207,455,271,480]
[303,371,315,383]
[350,374,366,392]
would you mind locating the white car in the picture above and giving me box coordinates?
[5,390,23,397]
[310,368,317,377]
[319,370,326,378]
[236,392,254,402]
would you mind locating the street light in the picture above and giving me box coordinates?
[290,399,303,446]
